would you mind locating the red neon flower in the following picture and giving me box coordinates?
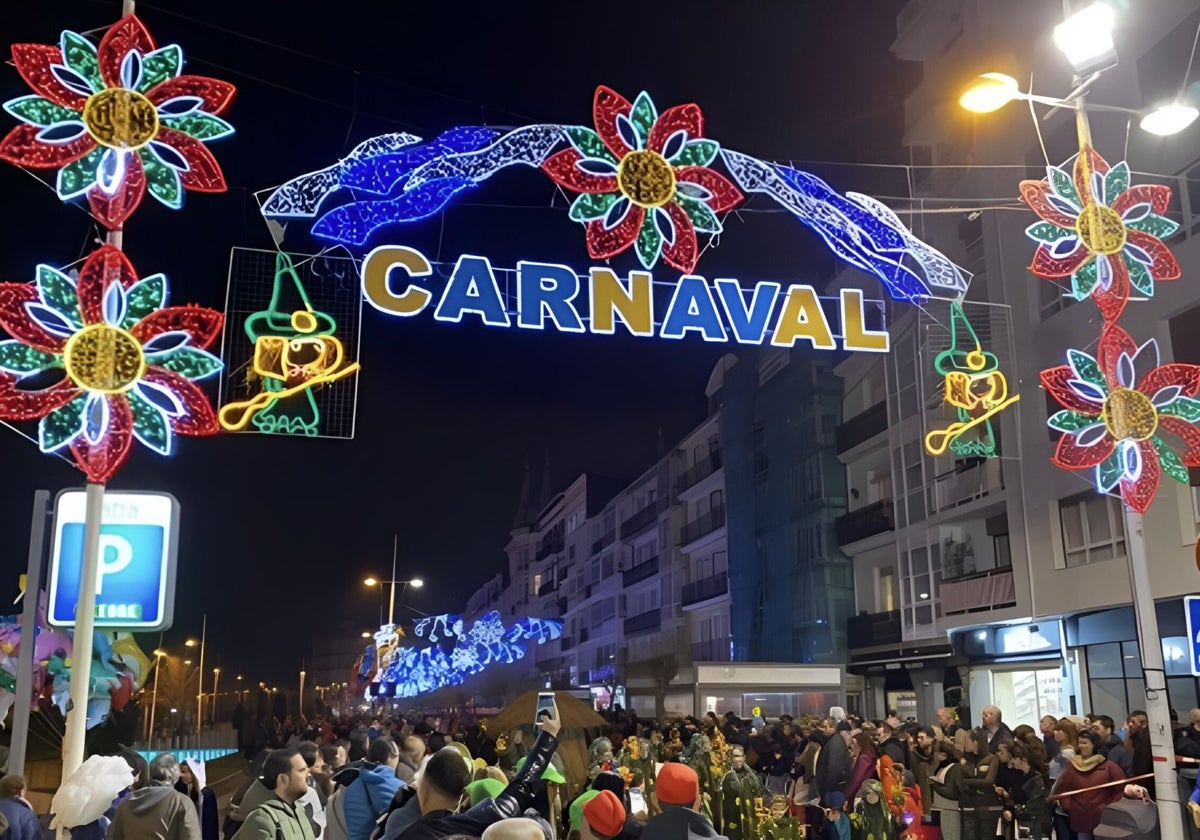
[0,15,235,229]
[541,86,744,273]
[0,245,224,483]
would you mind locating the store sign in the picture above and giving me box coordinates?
[48,490,180,630]
[1185,595,1200,676]
[361,245,890,352]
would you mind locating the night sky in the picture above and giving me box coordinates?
[0,1,920,682]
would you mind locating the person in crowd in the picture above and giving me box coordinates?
[958,729,1001,840]
[1177,708,1200,759]
[851,779,898,840]
[1124,709,1153,797]
[998,741,1049,840]
[233,749,316,840]
[342,737,404,840]
[821,792,849,840]
[844,732,878,804]
[71,745,148,840]
[397,736,425,785]
[980,706,1014,755]
[641,763,726,840]
[177,757,220,840]
[109,752,202,840]
[1090,716,1132,777]
[294,741,327,839]
[874,721,908,769]
[1038,716,1060,762]
[0,776,42,840]
[814,719,850,807]
[590,771,645,839]
[992,741,1023,802]
[720,745,764,840]
[908,727,936,811]
[929,739,963,840]
[580,789,631,840]
[936,709,960,739]
[1048,719,1078,782]
[1050,730,1126,840]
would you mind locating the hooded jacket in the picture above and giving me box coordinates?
[108,782,202,840]
[1099,733,1133,776]
[0,797,43,840]
[1051,753,1125,833]
[641,805,728,840]
[343,763,404,840]
[232,797,317,840]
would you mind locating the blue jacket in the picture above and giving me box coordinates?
[0,797,44,840]
[343,763,403,840]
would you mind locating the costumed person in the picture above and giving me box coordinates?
[720,745,764,840]
[822,792,849,840]
[619,737,658,817]
[760,794,806,840]
[496,729,527,775]
[589,737,616,781]
[849,780,898,840]
[683,732,718,823]
[177,757,220,840]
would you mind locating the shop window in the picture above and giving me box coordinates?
[1086,641,1152,723]
[1059,492,1126,567]
[990,669,1064,730]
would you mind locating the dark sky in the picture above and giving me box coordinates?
[0,0,920,682]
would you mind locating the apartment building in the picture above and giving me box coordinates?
[835,0,1200,727]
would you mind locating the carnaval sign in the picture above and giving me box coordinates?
[361,245,891,352]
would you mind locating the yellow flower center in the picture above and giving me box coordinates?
[1102,387,1157,441]
[1075,203,1126,256]
[617,150,676,208]
[64,324,146,393]
[82,88,159,150]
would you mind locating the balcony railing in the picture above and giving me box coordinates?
[621,501,661,538]
[624,608,662,636]
[677,451,722,493]
[592,530,616,556]
[680,505,725,546]
[623,556,659,587]
[682,572,728,606]
[941,568,1016,616]
[836,401,887,454]
[537,579,558,597]
[535,539,563,562]
[691,637,733,662]
[847,610,902,649]
[834,499,894,546]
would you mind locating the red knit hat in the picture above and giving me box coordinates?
[655,763,699,806]
[583,790,626,839]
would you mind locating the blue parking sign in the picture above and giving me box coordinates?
[48,490,179,631]
[1186,596,1200,677]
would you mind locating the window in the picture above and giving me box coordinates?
[532,574,541,596]
[1087,641,1148,723]
[1039,274,1074,320]
[1060,492,1126,567]
[566,509,585,534]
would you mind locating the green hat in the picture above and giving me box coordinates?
[465,778,505,806]
[569,790,601,830]
[515,755,566,784]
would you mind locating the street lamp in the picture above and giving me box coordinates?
[1052,1,1115,73]
[146,648,166,744]
[212,667,221,724]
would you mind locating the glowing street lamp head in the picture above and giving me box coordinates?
[1140,102,1199,136]
[361,631,372,638]
[1053,2,1116,72]
[363,576,379,587]
[959,73,1020,113]
[410,578,424,589]
[152,649,166,658]
[185,639,198,647]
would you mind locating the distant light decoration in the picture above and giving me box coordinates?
[358,612,562,700]
[0,15,235,229]
[218,251,360,435]
[1019,146,1180,322]
[1041,323,1200,514]
[0,245,223,482]
[262,86,967,302]
[924,302,1019,457]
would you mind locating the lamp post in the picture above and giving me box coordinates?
[363,536,424,627]
[146,648,166,744]
[299,669,306,717]
[212,667,221,725]
[187,614,207,737]
[961,5,1184,838]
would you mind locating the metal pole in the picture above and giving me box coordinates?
[212,668,220,725]
[196,613,206,737]
[10,490,50,778]
[299,669,305,718]
[60,481,105,782]
[388,535,397,626]
[1124,507,1183,840]
[147,652,163,746]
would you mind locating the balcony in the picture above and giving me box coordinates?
[592,530,616,556]
[691,637,733,662]
[834,499,894,546]
[621,501,661,538]
[560,635,576,651]
[556,597,568,615]
[847,610,902,650]
[537,579,558,597]
[680,505,725,546]
[941,568,1016,616]
[677,451,722,494]
[623,556,659,587]
[624,608,662,636]
[682,572,728,607]
[535,539,563,562]
[836,401,887,454]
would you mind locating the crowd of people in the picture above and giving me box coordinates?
[22,699,1200,840]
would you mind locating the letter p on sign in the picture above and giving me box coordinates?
[95,534,134,595]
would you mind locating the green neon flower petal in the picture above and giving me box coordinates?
[635,215,662,269]
[1126,213,1179,239]
[1104,161,1129,202]
[60,31,102,93]
[57,147,104,200]
[1048,166,1079,206]
[141,149,183,210]
[36,266,83,326]
[1071,259,1099,300]
[1152,437,1188,484]
[1126,258,1154,297]
[0,340,59,375]
[675,195,722,234]
[127,389,171,455]
[568,191,618,222]
[138,45,183,92]
[159,113,235,142]
[1097,450,1124,492]
[122,274,167,329]
[150,348,222,381]
[39,394,87,452]
[1159,396,1200,422]
[565,127,617,163]
[1048,409,1096,433]
[630,92,657,145]
[671,139,719,167]
[1067,349,1105,387]
[1026,221,1074,244]
[4,95,80,127]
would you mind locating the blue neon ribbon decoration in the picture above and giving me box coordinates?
[262,123,966,302]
